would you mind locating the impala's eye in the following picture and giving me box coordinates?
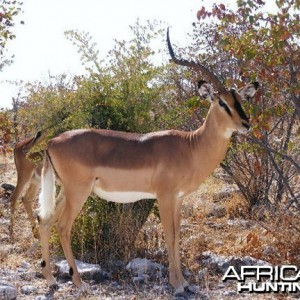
[219,100,232,117]
[219,100,226,107]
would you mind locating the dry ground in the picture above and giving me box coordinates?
[0,153,299,299]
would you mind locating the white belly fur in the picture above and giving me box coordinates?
[93,187,156,204]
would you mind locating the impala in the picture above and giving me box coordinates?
[9,131,43,241]
[38,29,259,294]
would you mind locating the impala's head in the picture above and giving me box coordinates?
[198,80,259,134]
[166,28,259,135]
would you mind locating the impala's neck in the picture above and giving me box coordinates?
[192,105,232,176]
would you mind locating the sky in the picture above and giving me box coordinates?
[0,0,276,109]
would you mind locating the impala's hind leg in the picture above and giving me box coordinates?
[55,184,92,290]
[22,175,40,239]
[9,169,34,241]
[39,188,65,288]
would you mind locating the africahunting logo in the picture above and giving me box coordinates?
[223,266,300,293]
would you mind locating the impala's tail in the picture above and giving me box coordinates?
[38,151,56,220]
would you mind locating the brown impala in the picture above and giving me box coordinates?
[38,29,258,294]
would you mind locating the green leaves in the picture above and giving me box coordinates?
[0,1,23,70]
[65,30,103,75]
[14,19,190,143]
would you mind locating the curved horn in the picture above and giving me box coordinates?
[167,28,226,93]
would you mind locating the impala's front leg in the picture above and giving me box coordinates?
[173,197,189,289]
[157,194,188,294]
[22,178,40,239]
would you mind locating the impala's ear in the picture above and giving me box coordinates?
[198,80,214,101]
[238,81,259,100]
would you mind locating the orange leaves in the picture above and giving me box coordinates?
[246,231,261,248]
[277,28,291,41]
[0,112,13,161]
[260,68,267,80]
[253,161,262,176]
[196,0,299,84]
[234,217,300,266]
[197,4,227,20]
[239,231,263,258]
[196,6,206,20]
[0,112,13,145]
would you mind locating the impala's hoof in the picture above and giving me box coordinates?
[74,282,90,297]
[174,286,185,295]
[80,282,90,293]
[44,274,58,289]
[175,285,200,297]
[186,285,200,294]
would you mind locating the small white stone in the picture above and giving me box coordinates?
[21,285,37,294]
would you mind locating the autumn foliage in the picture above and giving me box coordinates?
[191,0,299,212]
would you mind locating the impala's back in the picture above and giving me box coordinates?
[46,128,197,203]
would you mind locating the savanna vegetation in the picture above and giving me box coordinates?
[1,0,299,269]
